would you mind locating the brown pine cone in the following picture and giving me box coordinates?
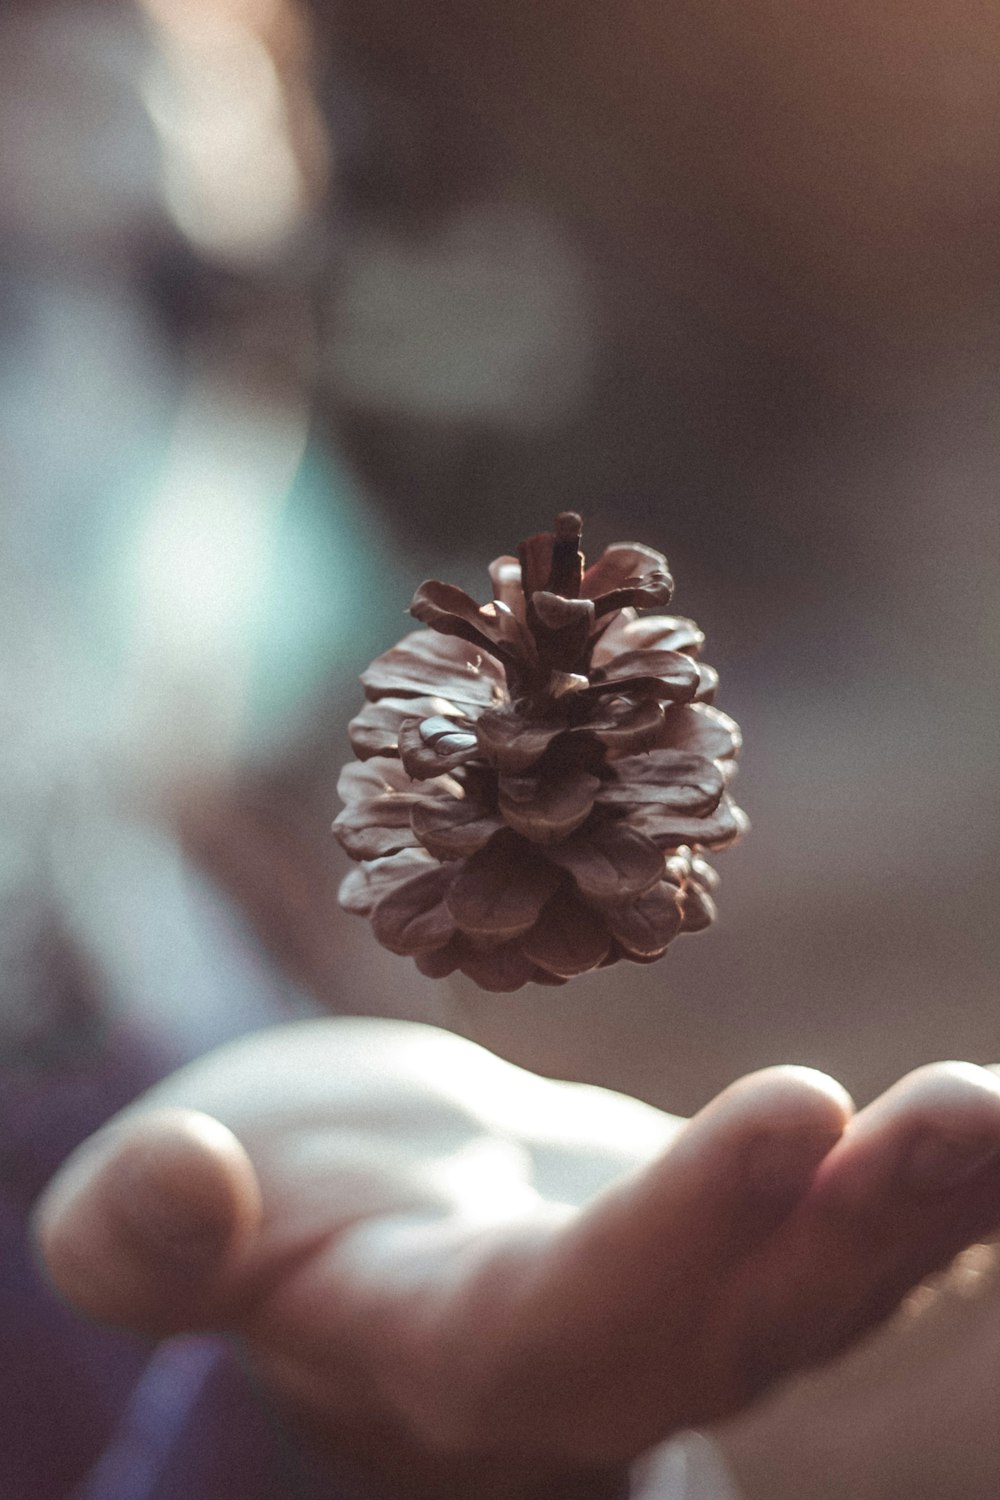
[334,513,746,991]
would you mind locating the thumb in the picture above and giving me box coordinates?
[33,1107,263,1337]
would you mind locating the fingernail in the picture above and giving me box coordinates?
[748,1129,842,1197]
[903,1134,1000,1194]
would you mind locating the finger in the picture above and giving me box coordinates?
[498,1064,853,1354]
[720,1061,1000,1398]
[34,1108,263,1337]
[307,1066,852,1463]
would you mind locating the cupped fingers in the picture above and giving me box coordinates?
[721,1061,1000,1395]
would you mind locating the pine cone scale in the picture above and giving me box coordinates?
[607,881,684,959]
[475,711,567,773]
[409,794,504,859]
[370,862,459,956]
[333,804,425,861]
[542,821,665,905]
[579,542,674,603]
[522,892,612,977]
[583,698,666,756]
[594,615,705,662]
[450,938,537,992]
[624,796,748,851]
[397,717,480,779]
[659,703,742,759]
[361,631,505,708]
[349,694,470,761]
[338,849,437,916]
[497,769,601,844]
[445,834,563,940]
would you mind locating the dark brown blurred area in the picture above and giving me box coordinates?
[308,0,1000,1109]
[3,0,999,1113]
[333,0,1000,357]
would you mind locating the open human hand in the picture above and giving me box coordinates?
[35,1020,1000,1499]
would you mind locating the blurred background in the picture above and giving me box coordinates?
[3,0,1000,1125]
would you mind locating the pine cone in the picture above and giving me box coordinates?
[334,513,746,992]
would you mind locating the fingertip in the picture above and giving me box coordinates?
[879,1060,1000,1121]
[813,1061,1000,1213]
[35,1109,262,1334]
[837,1061,1000,1149]
[705,1065,855,1144]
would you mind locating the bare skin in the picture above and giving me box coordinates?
[718,1237,1000,1500]
[35,1019,1000,1498]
